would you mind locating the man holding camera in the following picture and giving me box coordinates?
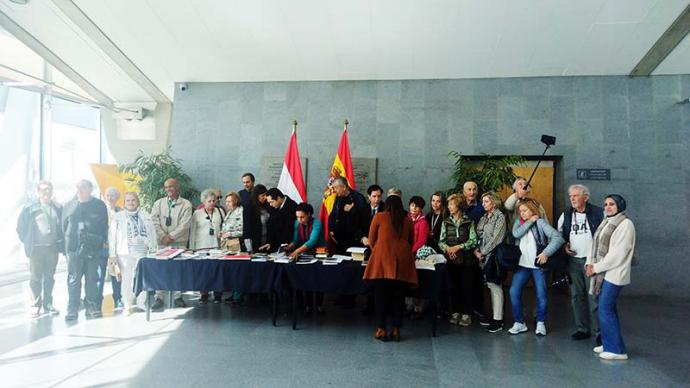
[150,178,193,311]
[62,180,108,321]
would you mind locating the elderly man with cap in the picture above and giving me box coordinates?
[62,179,109,321]
[150,178,193,311]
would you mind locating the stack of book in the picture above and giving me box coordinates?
[346,247,369,261]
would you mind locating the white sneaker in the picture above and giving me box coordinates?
[599,352,628,360]
[458,314,472,327]
[449,312,461,325]
[593,346,604,354]
[508,322,528,335]
[535,321,547,336]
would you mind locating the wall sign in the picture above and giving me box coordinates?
[576,169,610,181]
[352,158,378,193]
[260,156,308,190]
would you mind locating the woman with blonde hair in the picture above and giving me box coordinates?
[508,198,564,336]
[474,191,507,333]
[108,192,157,314]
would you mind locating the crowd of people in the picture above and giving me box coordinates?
[16,173,636,360]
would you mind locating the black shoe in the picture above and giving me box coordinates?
[551,273,572,287]
[174,297,187,308]
[571,331,591,341]
[486,320,504,333]
[85,309,102,319]
[213,297,222,304]
[114,299,124,310]
[198,295,208,305]
[479,315,492,326]
[595,334,602,346]
[65,310,78,321]
[151,298,164,312]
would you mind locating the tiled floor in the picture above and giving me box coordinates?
[1,272,688,388]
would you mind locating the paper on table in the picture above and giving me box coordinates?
[415,260,436,271]
[332,254,352,261]
[296,259,318,265]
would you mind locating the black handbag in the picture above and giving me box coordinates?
[532,228,567,271]
[496,243,521,271]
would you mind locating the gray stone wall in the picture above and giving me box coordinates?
[170,75,690,298]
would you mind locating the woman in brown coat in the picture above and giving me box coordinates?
[363,195,418,341]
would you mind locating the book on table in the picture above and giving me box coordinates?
[154,248,185,259]
[346,246,369,261]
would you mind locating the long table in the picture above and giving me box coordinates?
[133,258,283,323]
[133,257,446,336]
[282,261,447,336]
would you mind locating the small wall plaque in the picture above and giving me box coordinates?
[576,169,611,181]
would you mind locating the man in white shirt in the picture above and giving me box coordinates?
[557,184,603,343]
[150,178,193,311]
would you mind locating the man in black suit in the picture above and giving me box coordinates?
[265,188,298,250]
[238,172,255,208]
[358,184,384,247]
[359,184,384,314]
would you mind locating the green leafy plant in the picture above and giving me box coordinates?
[119,147,199,212]
[448,151,525,194]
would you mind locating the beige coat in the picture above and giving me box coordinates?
[586,218,636,286]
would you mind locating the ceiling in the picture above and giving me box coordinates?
[1,0,689,104]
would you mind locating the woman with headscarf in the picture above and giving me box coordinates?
[586,194,635,360]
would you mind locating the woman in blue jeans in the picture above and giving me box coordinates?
[586,194,635,360]
[508,198,564,336]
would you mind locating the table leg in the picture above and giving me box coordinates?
[292,288,297,330]
[271,292,277,327]
[431,300,437,337]
[146,291,151,322]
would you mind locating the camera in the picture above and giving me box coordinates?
[179,83,188,92]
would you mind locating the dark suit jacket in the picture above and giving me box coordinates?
[268,196,298,247]
[328,190,368,253]
[357,201,385,243]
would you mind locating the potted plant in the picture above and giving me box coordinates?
[447,151,525,194]
[119,147,200,212]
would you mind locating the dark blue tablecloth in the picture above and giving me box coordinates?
[133,258,283,296]
[282,261,447,301]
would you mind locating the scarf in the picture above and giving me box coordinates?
[589,212,627,295]
[125,209,148,243]
[297,218,314,245]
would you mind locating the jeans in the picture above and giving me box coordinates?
[509,267,548,323]
[67,251,103,313]
[599,280,626,354]
[568,257,599,335]
[29,246,59,308]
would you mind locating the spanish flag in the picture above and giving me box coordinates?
[319,124,355,240]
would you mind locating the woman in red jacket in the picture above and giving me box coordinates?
[408,196,430,255]
[363,195,418,341]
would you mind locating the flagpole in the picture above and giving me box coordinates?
[344,119,348,131]
[292,119,298,133]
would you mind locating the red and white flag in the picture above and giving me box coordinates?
[277,128,307,203]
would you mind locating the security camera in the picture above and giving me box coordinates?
[179,83,188,92]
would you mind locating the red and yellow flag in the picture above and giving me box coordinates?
[319,125,355,240]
